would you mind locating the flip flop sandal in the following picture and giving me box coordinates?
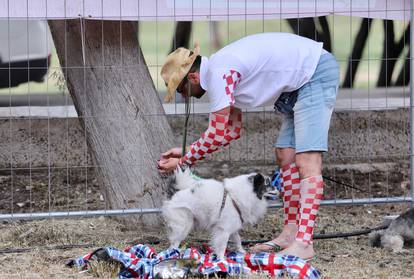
[251,241,283,253]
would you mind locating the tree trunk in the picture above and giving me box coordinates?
[287,18,317,39]
[393,24,410,86]
[318,16,331,52]
[287,17,331,52]
[377,20,396,87]
[343,18,373,88]
[394,23,410,55]
[170,21,192,53]
[48,19,174,227]
[395,50,410,86]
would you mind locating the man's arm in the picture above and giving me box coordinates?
[179,106,243,165]
[222,107,242,146]
[159,69,242,170]
[180,106,231,165]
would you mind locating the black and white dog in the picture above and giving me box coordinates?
[369,207,414,252]
[162,167,270,260]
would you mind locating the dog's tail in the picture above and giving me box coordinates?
[173,167,199,190]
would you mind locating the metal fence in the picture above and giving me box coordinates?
[0,0,413,221]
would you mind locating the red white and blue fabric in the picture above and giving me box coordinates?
[69,244,321,279]
[180,107,242,165]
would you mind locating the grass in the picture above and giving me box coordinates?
[0,16,409,97]
[0,204,413,278]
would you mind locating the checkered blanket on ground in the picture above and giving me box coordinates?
[68,244,321,279]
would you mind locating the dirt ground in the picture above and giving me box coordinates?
[1,203,413,279]
[0,165,413,278]
[0,160,410,214]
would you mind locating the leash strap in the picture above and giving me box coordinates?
[219,190,227,217]
[322,175,367,193]
[218,189,244,224]
[272,170,368,193]
[181,87,191,157]
[231,198,245,224]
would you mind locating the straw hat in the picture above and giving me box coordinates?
[160,42,200,102]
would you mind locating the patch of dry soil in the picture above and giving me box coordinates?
[0,204,413,278]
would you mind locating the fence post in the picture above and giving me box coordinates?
[411,0,414,207]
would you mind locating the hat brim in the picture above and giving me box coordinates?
[164,43,200,102]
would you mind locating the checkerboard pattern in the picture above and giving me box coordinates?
[222,70,241,105]
[179,70,242,166]
[295,175,324,244]
[180,108,242,165]
[281,163,301,225]
[223,107,242,146]
[180,112,229,165]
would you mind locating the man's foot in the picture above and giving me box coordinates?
[278,240,316,260]
[250,224,297,253]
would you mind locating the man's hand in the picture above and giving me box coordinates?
[157,157,180,173]
[162,147,183,159]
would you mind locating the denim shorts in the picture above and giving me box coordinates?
[275,51,340,153]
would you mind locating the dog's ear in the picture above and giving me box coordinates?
[249,173,266,199]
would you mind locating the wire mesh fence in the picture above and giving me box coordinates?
[0,1,413,221]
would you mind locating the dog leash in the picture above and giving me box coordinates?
[240,223,390,244]
[218,189,245,224]
[181,92,191,157]
[231,197,245,224]
[322,175,368,193]
[272,169,368,193]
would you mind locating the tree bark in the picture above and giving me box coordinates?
[395,51,410,86]
[343,18,373,88]
[48,19,174,227]
[287,18,317,40]
[170,21,192,53]
[394,24,410,86]
[394,23,410,55]
[377,20,396,87]
[318,16,331,52]
[377,21,410,87]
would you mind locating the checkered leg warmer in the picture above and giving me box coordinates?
[281,163,301,226]
[295,175,324,244]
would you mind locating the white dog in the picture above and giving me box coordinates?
[162,167,269,260]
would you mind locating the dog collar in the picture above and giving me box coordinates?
[189,172,203,181]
